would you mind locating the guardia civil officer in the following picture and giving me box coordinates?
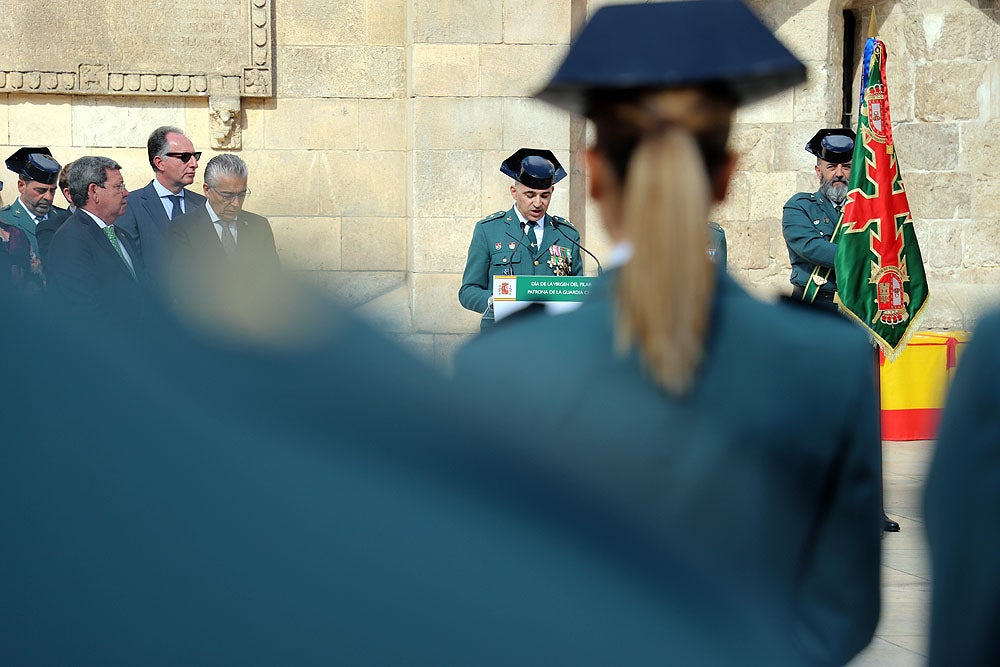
[455,2,881,664]
[781,128,855,312]
[783,129,902,534]
[458,149,582,331]
[0,147,69,283]
[924,309,1000,666]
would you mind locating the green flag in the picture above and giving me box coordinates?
[833,38,929,361]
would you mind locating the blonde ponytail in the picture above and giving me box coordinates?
[591,88,734,396]
[615,125,714,396]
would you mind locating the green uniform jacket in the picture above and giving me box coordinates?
[708,221,727,268]
[782,189,840,294]
[459,207,583,318]
[455,269,882,666]
[0,198,69,258]
[2,274,798,666]
[925,309,1000,666]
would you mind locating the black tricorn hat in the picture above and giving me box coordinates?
[805,128,856,164]
[500,149,567,189]
[536,0,807,117]
[6,147,60,185]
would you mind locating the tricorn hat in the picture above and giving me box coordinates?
[500,149,567,190]
[6,147,60,185]
[536,0,807,117]
[805,128,856,164]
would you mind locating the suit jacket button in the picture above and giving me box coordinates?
[534,260,539,266]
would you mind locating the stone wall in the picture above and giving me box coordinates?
[737,0,1000,329]
[1,0,997,365]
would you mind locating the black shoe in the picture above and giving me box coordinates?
[882,513,900,533]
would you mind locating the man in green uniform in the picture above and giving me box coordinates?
[781,128,855,313]
[783,127,901,534]
[459,149,583,331]
[0,147,69,284]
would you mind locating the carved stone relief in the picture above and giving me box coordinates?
[0,0,273,149]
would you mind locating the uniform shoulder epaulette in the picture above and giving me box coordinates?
[784,191,814,206]
[478,210,507,224]
[552,216,580,238]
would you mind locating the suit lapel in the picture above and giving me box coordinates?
[80,215,136,281]
[200,207,228,258]
[140,185,170,235]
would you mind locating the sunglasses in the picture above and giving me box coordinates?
[164,151,202,163]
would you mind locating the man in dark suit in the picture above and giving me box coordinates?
[164,154,278,312]
[169,154,278,272]
[114,126,206,276]
[46,156,144,324]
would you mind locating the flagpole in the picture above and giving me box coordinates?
[875,346,900,532]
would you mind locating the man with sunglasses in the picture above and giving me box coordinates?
[115,126,207,278]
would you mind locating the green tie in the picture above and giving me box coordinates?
[103,226,136,279]
[525,222,538,253]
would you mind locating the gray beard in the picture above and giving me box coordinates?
[821,179,849,207]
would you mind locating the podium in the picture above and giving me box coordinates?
[492,275,597,323]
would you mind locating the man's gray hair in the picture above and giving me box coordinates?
[204,154,249,189]
[67,156,122,207]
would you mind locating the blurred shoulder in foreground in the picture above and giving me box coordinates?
[0,259,797,666]
[925,308,1000,667]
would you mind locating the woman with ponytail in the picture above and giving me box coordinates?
[455,2,882,665]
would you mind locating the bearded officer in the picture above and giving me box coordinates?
[781,128,855,313]
[0,147,68,282]
[459,149,583,331]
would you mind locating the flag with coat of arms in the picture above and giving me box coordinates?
[833,35,929,361]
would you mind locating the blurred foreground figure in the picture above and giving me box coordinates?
[456,2,881,664]
[2,251,801,665]
[925,310,1000,666]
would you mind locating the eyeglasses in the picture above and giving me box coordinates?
[164,151,202,163]
[210,187,251,203]
[99,182,128,193]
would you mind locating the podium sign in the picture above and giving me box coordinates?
[492,275,596,322]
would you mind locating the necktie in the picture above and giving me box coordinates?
[219,220,237,256]
[167,195,183,220]
[103,226,136,279]
[525,222,538,252]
